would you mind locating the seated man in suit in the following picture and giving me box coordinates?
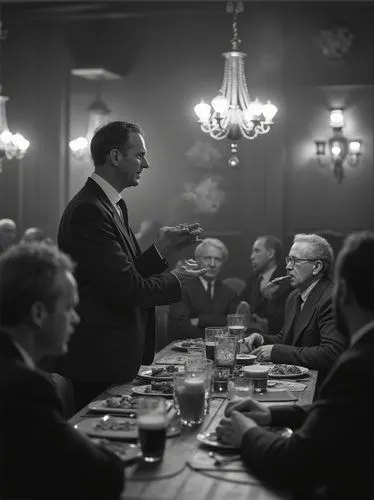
[238,234,292,335]
[243,233,347,375]
[217,231,374,500]
[168,238,238,340]
[0,243,124,500]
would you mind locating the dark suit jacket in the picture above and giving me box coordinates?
[239,265,292,334]
[168,278,238,340]
[58,178,181,383]
[240,322,374,500]
[263,278,347,373]
[0,331,124,500]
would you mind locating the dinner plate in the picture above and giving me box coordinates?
[268,365,309,379]
[132,384,174,398]
[138,365,184,381]
[173,340,203,352]
[90,439,142,464]
[75,416,180,440]
[235,354,257,365]
[88,398,173,414]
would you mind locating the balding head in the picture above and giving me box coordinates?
[0,219,16,252]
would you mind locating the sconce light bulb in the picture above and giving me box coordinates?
[228,155,239,167]
[330,109,345,129]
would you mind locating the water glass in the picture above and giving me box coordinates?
[173,370,206,427]
[227,314,247,353]
[137,397,167,463]
[205,327,227,361]
[228,372,252,401]
[215,334,237,373]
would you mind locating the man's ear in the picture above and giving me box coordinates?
[267,248,275,261]
[109,149,121,167]
[312,260,324,275]
[30,302,48,327]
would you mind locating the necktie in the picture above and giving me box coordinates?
[207,281,213,300]
[290,293,303,344]
[116,199,129,231]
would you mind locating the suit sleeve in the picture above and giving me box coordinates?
[270,296,347,372]
[4,370,124,499]
[59,202,181,308]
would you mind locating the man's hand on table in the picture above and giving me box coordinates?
[225,397,272,426]
[216,411,258,448]
[251,344,274,362]
[241,333,264,353]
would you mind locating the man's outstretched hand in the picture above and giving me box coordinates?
[155,222,203,257]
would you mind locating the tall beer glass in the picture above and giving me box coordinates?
[205,327,227,361]
[137,397,167,463]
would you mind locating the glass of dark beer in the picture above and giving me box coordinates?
[205,327,227,361]
[137,397,167,463]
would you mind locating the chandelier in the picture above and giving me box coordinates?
[69,69,115,161]
[194,1,277,167]
[0,10,30,172]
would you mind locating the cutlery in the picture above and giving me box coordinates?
[208,451,241,466]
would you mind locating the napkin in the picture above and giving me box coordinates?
[254,390,298,402]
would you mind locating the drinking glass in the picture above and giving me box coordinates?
[173,370,206,427]
[137,397,167,463]
[214,334,237,373]
[243,365,270,394]
[227,314,247,354]
[205,327,227,361]
[213,367,230,393]
[183,358,214,415]
[228,371,252,401]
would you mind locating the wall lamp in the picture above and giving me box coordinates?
[315,109,362,183]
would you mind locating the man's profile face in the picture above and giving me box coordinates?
[286,242,318,290]
[251,238,271,274]
[196,245,224,281]
[38,270,80,356]
[116,132,149,188]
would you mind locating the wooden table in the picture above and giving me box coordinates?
[70,342,317,500]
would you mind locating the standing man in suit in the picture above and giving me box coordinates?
[238,235,292,334]
[217,231,374,500]
[0,243,124,500]
[244,234,347,375]
[58,121,205,410]
[168,238,238,340]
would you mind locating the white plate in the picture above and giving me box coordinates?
[90,439,142,464]
[197,432,238,450]
[75,416,180,440]
[88,398,173,414]
[138,365,183,381]
[173,340,203,351]
[132,384,174,398]
[236,354,257,364]
[268,365,309,379]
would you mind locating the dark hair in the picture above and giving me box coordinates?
[90,121,143,167]
[0,242,75,326]
[336,231,374,312]
[258,235,282,264]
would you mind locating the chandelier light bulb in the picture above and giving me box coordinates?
[69,136,88,153]
[194,100,211,123]
[12,132,30,152]
[331,144,341,157]
[348,140,361,154]
[262,101,278,122]
[228,155,239,167]
[330,109,345,129]
[247,98,263,119]
[211,94,229,114]
[0,129,12,144]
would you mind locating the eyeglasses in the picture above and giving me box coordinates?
[285,256,318,267]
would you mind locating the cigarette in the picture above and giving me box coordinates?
[268,275,292,285]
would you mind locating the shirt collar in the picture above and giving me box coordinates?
[300,279,320,304]
[12,341,36,369]
[91,172,122,207]
[350,320,374,347]
[260,266,277,284]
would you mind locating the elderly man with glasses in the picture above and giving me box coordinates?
[243,233,347,376]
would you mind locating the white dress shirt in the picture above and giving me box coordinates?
[91,172,123,218]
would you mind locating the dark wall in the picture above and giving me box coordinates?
[1,1,373,278]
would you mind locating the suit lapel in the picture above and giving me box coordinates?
[282,292,299,344]
[292,279,330,346]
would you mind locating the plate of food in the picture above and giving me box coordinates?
[268,364,309,379]
[90,439,142,464]
[132,381,174,397]
[235,354,257,365]
[88,395,173,414]
[138,365,182,381]
[75,414,180,440]
[173,338,204,351]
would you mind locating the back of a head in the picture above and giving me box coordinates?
[22,227,46,243]
[336,231,374,313]
[195,238,228,262]
[0,242,75,327]
[293,233,334,277]
[90,121,143,167]
[260,235,282,264]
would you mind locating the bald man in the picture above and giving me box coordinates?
[0,219,16,253]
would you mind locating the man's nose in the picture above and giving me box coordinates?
[142,157,150,169]
[72,310,80,325]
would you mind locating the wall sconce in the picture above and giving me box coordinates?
[315,109,362,183]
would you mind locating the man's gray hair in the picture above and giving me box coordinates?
[195,238,228,262]
[293,233,334,276]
